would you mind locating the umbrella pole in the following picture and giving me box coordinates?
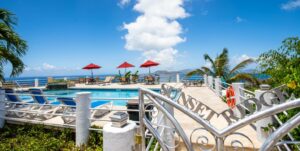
[91,69,93,79]
[149,67,151,75]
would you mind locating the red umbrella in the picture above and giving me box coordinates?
[117,61,135,74]
[82,63,101,78]
[140,60,159,74]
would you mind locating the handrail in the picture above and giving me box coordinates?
[139,86,300,151]
[260,112,300,151]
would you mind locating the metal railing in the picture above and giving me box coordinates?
[138,85,300,151]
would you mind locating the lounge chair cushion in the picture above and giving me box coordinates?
[57,97,110,108]
[29,89,47,104]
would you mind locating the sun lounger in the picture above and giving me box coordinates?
[99,76,114,85]
[4,88,34,118]
[29,88,62,119]
[57,97,112,123]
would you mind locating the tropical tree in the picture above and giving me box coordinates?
[258,37,300,97]
[0,9,27,81]
[187,48,258,84]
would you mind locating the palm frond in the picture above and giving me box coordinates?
[0,45,25,79]
[0,23,27,56]
[0,9,16,28]
[186,69,205,77]
[215,48,229,77]
[229,58,254,75]
[228,73,259,85]
[203,54,216,73]
[201,66,214,76]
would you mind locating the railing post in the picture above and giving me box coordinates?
[0,89,5,128]
[34,78,39,87]
[232,83,246,117]
[204,74,208,86]
[176,73,180,83]
[216,137,224,151]
[163,100,175,151]
[208,76,213,89]
[138,90,145,151]
[255,84,274,142]
[215,77,222,96]
[103,121,136,151]
[75,92,91,147]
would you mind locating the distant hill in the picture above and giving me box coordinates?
[154,69,193,75]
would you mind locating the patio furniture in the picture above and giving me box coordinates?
[99,76,114,85]
[29,88,62,119]
[79,78,85,83]
[56,97,112,123]
[4,88,34,118]
[183,80,203,87]
[145,75,155,85]
[119,76,130,85]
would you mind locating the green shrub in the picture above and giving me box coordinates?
[0,124,103,151]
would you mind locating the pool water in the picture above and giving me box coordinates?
[21,89,160,106]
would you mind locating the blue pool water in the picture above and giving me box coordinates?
[21,89,160,106]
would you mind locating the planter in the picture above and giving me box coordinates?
[47,83,68,90]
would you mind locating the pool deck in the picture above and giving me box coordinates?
[10,82,261,150]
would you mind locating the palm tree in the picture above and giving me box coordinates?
[0,9,27,81]
[187,48,258,84]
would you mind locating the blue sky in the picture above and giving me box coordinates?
[1,0,300,77]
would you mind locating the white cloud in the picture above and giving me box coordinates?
[282,0,300,10]
[235,16,246,23]
[118,0,131,7]
[142,48,178,67]
[42,63,56,70]
[122,0,188,68]
[134,0,189,19]
[123,16,185,51]
[231,54,256,65]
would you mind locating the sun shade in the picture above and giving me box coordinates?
[140,60,159,68]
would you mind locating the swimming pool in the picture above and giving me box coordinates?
[38,89,160,106]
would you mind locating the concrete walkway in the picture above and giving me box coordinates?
[176,86,261,150]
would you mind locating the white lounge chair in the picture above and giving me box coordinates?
[57,97,112,124]
[99,76,114,86]
[4,88,34,118]
[29,88,62,120]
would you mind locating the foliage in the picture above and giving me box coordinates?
[0,9,27,81]
[125,71,131,79]
[0,124,103,151]
[258,37,300,97]
[258,37,300,149]
[187,48,258,85]
[132,70,139,83]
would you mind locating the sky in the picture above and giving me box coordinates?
[1,0,300,77]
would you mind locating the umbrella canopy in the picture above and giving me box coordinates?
[117,61,135,68]
[83,63,101,69]
[140,60,159,74]
[82,63,101,78]
[140,60,159,68]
